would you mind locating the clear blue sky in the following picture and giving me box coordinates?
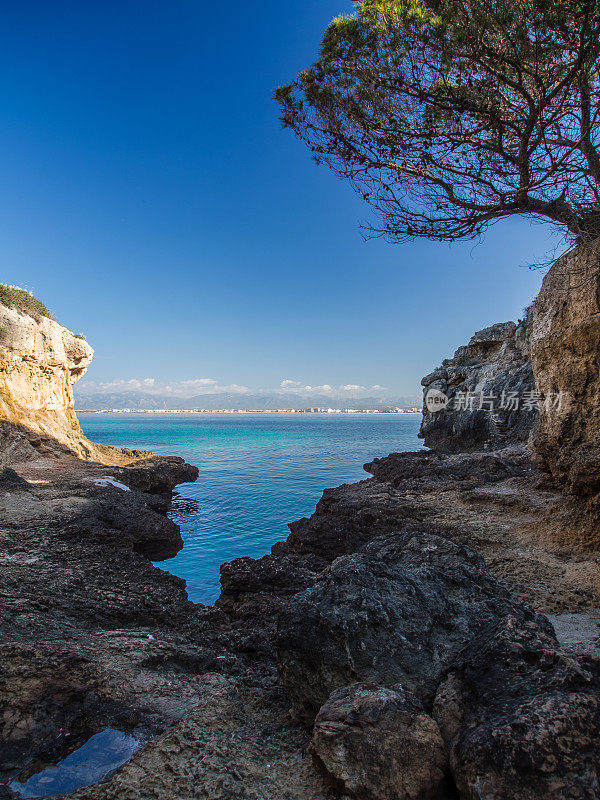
[0,1,553,399]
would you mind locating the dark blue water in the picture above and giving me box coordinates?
[78,413,422,604]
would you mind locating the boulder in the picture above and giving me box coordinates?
[434,615,600,800]
[276,532,545,722]
[311,683,448,800]
[113,456,199,494]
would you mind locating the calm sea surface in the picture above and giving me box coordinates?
[78,412,423,604]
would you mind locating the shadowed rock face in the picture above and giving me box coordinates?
[434,616,600,800]
[531,240,600,510]
[364,448,531,488]
[276,532,548,723]
[419,321,537,452]
[275,524,600,799]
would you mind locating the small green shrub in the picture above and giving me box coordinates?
[0,284,53,320]
[517,301,535,334]
[74,333,86,340]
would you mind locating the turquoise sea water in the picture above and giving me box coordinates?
[78,413,423,604]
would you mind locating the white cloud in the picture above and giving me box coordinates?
[78,377,390,400]
[277,381,389,398]
[340,384,365,393]
[280,379,303,390]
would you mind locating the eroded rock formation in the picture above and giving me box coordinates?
[276,532,545,722]
[0,304,100,458]
[0,302,147,465]
[0,431,200,781]
[531,240,600,510]
[218,443,600,800]
[420,320,537,452]
[311,683,449,800]
[434,615,600,800]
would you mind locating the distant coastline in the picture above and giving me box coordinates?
[77,408,422,415]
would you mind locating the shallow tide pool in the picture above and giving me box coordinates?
[10,730,140,798]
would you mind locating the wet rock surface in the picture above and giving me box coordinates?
[70,675,325,800]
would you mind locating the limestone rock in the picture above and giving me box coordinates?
[419,320,536,452]
[310,683,448,800]
[113,456,199,494]
[218,551,319,619]
[285,479,424,566]
[0,302,172,468]
[467,321,517,347]
[365,448,531,489]
[0,453,211,780]
[0,303,97,459]
[217,551,320,657]
[531,239,600,512]
[276,449,534,573]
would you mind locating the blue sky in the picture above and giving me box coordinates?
[0,1,554,400]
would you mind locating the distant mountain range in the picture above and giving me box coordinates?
[74,391,422,411]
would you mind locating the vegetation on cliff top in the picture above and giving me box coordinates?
[0,284,54,320]
[277,0,600,243]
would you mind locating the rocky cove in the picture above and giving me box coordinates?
[1,243,600,800]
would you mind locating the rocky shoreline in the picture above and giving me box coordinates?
[2,421,599,800]
[1,244,600,799]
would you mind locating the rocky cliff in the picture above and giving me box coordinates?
[0,299,153,466]
[419,320,537,451]
[531,240,600,523]
[0,302,100,459]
